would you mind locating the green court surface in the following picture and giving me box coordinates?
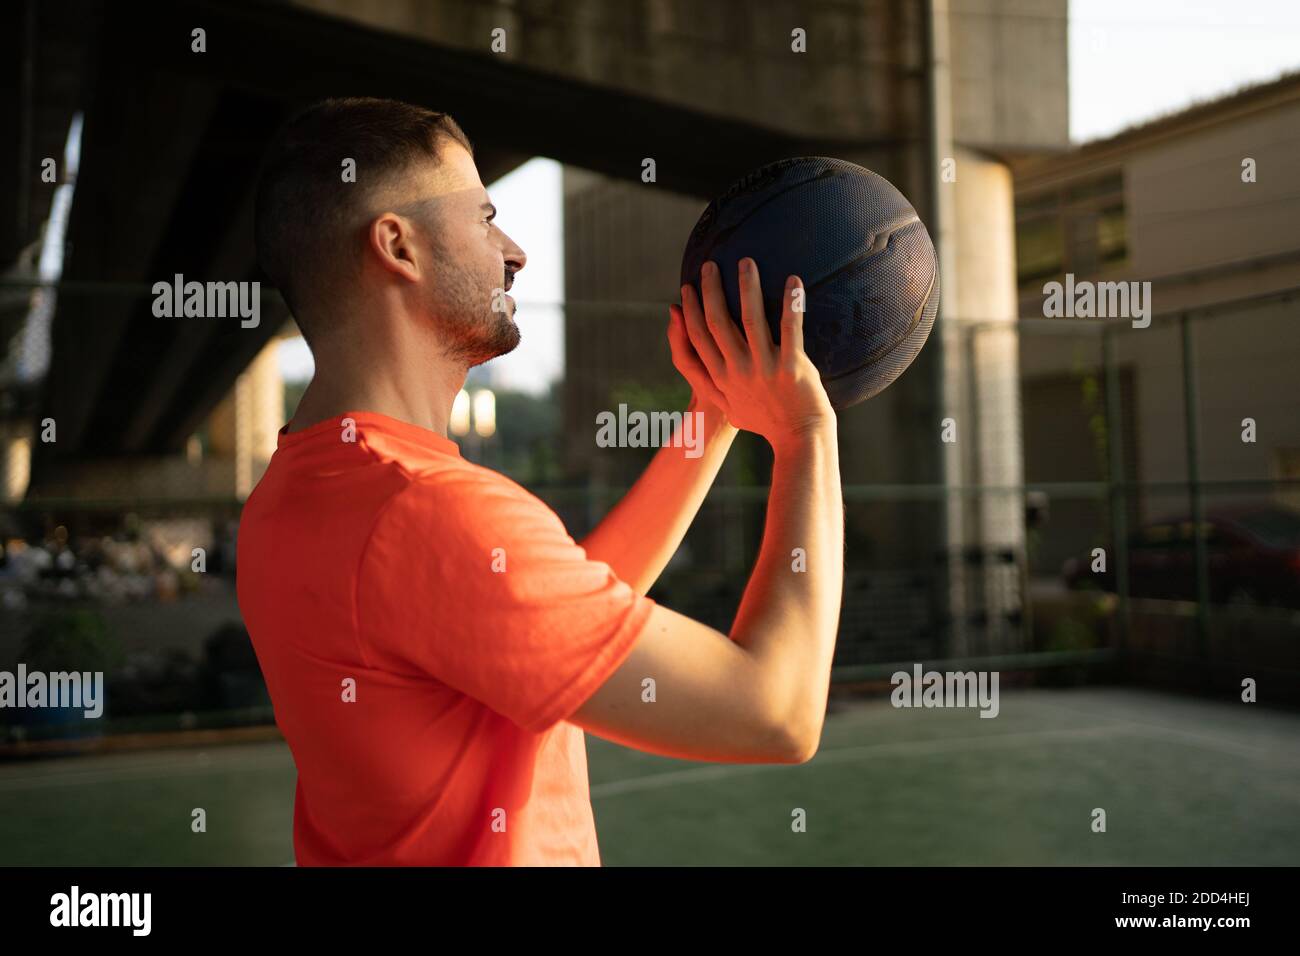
[1,687,1296,866]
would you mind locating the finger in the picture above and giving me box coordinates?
[779,275,806,363]
[737,257,775,365]
[668,306,728,410]
[680,281,727,381]
[700,260,747,364]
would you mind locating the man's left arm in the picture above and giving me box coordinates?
[579,394,737,595]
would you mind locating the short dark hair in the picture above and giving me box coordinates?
[253,97,473,340]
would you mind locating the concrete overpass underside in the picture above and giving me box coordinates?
[12,0,915,493]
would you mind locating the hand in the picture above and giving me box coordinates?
[685,388,733,433]
[668,258,833,448]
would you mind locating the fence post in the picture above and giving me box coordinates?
[1103,327,1130,657]
[1180,313,1211,665]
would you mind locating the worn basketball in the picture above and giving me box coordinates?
[680,157,940,410]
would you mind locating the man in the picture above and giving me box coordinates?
[239,97,843,866]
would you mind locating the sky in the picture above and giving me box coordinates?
[281,0,1300,392]
[1069,0,1300,142]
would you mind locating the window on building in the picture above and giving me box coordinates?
[1015,214,1065,286]
[1016,171,1127,292]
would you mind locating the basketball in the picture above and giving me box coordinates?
[680,157,940,410]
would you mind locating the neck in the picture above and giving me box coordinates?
[287,330,468,438]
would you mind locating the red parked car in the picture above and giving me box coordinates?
[1063,506,1300,608]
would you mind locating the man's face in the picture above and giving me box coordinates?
[397,142,528,367]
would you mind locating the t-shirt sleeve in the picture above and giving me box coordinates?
[356,469,654,733]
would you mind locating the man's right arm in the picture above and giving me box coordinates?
[570,260,844,764]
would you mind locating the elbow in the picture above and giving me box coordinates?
[786,726,823,765]
[764,707,824,765]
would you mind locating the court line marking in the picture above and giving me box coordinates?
[4,695,1296,798]
[1017,695,1299,764]
[820,690,1300,764]
[591,714,1300,799]
[590,725,1122,798]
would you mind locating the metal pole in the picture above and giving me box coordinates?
[925,0,964,659]
[964,327,985,656]
[1103,327,1130,656]
[1180,313,1210,665]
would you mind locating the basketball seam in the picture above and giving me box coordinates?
[820,257,938,389]
[687,166,852,268]
[802,215,921,296]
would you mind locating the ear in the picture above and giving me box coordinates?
[368,212,421,282]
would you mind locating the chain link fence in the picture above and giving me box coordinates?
[2,282,1298,750]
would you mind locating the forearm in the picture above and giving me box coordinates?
[580,398,738,595]
[730,422,844,743]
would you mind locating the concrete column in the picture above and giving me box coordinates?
[207,339,283,498]
[949,146,1025,651]
[0,419,34,502]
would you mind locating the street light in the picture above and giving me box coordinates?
[472,389,496,438]
[450,389,471,436]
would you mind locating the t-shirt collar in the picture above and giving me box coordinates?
[276,411,462,457]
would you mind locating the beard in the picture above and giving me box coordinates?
[429,258,520,367]
[468,310,520,368]
[449,305,519,369]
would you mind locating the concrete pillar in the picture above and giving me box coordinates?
[946,146,1025,652]
[0,418,34,502]
[207,339,283,498]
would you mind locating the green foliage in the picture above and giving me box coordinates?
[608,380,691,415]
[20,609,124,674]
[493,384,563,484]
[1071,348,1113,546]
[1046,615,1096,653]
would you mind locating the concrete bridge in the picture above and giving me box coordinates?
[3,0,1069,650]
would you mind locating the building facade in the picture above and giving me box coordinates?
[1014,72,1300,576]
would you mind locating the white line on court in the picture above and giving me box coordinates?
[1018,693,1300,764]
[4,694,1296,798]
[589,725,1122,798]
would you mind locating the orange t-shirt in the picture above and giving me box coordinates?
[236,411,653,866]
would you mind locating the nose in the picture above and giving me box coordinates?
[503,233,526,274]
